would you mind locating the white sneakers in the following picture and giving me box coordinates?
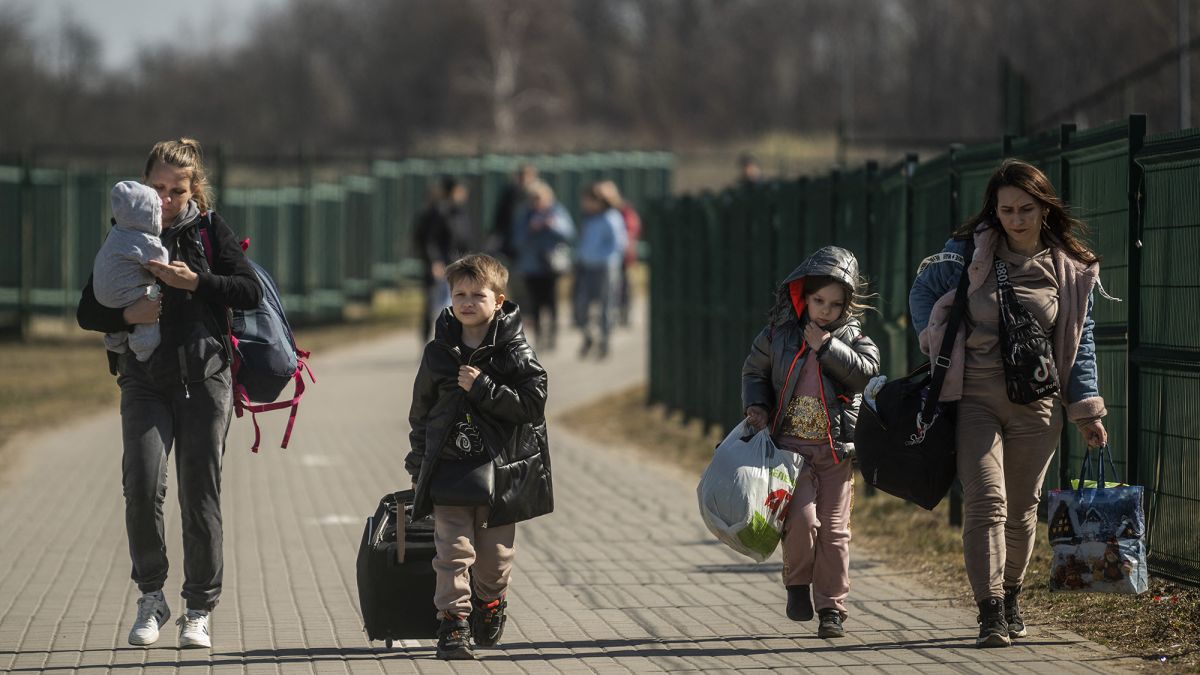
[177,610,212,648]
[127,592,211,648]
[127,592,170,646]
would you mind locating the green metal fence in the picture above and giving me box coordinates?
[0,150,673,332]
[647,114,1200,587]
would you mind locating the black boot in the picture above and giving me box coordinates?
[436,613,474,660]
[1003,585,1026,638]
[471,596,508,648]
[785,585,814,621]
[976,597,1011,648]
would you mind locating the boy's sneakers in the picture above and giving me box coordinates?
[1003,585,1027,638]
[436,613,474,660]
[976,597,1012,648]
[785,585,814,621]
[471,596,508,647]
[128,591,170,646]
[816,609,845,638]
[177,610,212,648]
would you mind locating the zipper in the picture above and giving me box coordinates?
[815,372,839,464]
[770,341,807,435]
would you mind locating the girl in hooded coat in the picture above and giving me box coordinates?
[742,245,880,639]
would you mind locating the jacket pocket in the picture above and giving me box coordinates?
[182,322,227,382]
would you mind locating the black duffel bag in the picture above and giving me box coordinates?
[854,240,973,510]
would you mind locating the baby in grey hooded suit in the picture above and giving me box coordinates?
[93,181,170,361]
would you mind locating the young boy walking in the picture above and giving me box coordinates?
[404,253,553,660]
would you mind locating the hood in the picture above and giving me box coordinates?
[776,245,859,328]
[434,299,526,350]
[109,181,162,236]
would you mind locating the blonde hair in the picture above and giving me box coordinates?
[143,138,213,211]
[583,181,618,209]
[595,180,624,208]
[446,253,509,297]
[526,179,555,204]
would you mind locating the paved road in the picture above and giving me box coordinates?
[0,307,1139,673]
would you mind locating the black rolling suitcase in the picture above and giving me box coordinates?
[356,489,439,646]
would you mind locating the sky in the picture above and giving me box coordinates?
[23,0,287,71]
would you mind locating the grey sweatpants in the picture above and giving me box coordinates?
[957,373,1063,602]
[117,353,233,611]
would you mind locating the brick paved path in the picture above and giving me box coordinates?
[0,309,1140,673]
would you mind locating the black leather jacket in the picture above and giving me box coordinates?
[405,301,552,526]
[742,246,881,462]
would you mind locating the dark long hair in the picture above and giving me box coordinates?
[955,159,1099,265]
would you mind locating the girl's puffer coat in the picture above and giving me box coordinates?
[742,246,881,462]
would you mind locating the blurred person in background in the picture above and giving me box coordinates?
[572,182,627,359]
[596,180,641,327]
[76,138,262,650]
[515,180,574,351]
[738,153,764,187]
[414,176,475,344]
[489,163,538,261]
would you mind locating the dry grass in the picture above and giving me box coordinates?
[560,383,1200,673]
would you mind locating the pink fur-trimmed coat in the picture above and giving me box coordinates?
[912,226,1107,424]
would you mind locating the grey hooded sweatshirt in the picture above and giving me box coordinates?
[92,181,170,361]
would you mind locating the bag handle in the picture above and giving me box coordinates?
[393,491,408,563]
[1076,444,1121,491]
[921,237,976,423]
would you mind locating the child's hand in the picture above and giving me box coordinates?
[458,366,482,392]
[745,405,769,431]
[804,321,831,351]
[146,260,199,291]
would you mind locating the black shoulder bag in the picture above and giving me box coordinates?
[995,257,1060,404]
[853,241,974,510]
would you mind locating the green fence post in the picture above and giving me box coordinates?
[1125,113,1148,486]
[18,151,33,339]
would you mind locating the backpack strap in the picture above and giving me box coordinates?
[234,357,316,452]
[198,212,215,269]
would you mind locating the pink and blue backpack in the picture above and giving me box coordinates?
[199,213,314,452]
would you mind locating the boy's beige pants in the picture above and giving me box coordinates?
[778,438,854,616]
[431,505,516,616]
[956,374,1062,602]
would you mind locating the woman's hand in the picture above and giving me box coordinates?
[804,321,831,352]
[146,260,199,291]
[1079,419,1108,448]
[122,295,161,325]
[745,405,769,431]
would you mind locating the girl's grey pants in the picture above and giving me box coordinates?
[116,353,232,611]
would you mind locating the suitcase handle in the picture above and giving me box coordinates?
[393,491,409,564]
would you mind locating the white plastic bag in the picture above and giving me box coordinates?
[696,421,803,562]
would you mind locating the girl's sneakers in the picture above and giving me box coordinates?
[816,609,845,638]
[128,592,170,646]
